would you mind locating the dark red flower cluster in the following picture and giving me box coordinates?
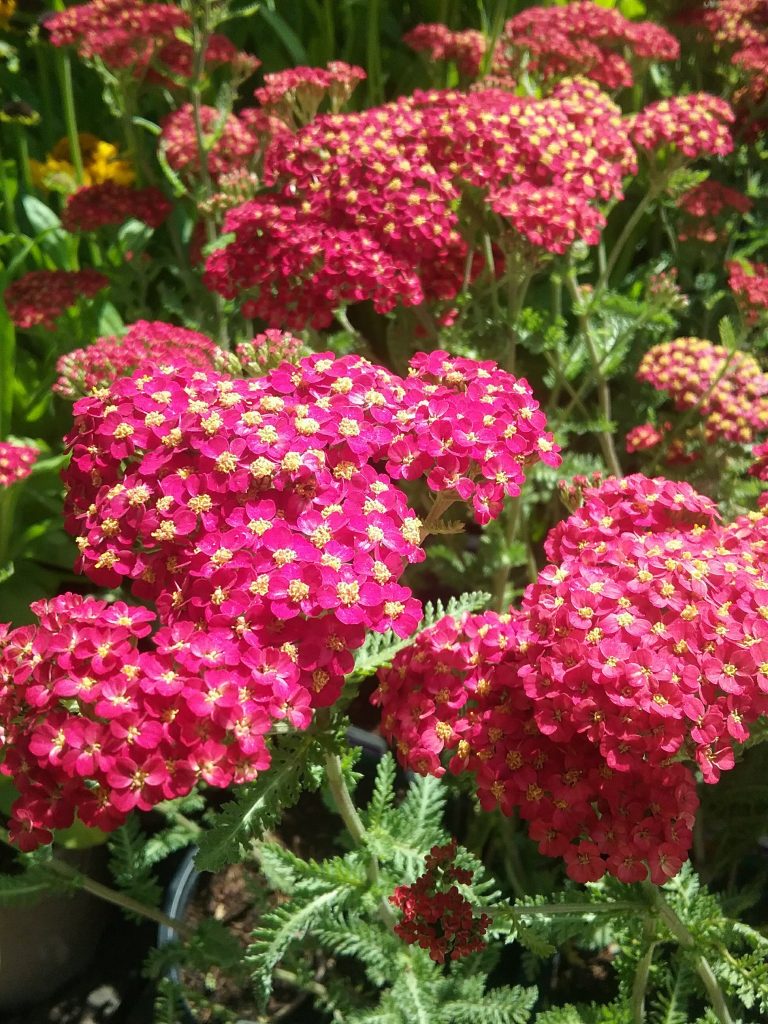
[149,34,260,88]
[0,594,280,850]
[0,441,38,488]
[390,840,490,962]
[637,336,768,445]
[255,62,366,125]
[676,180,752,243]
[403,24,486,79]
[494,1,679,90]
[4,269,109,329]
[54,321,218,399]
[206,80,634,327]
[376,474,768,885]
[629,94,735,159]
[62,182,171,232]
[728,260,768,325]
[47,0,189,69]
[160,105,260,180]
[625,423,697,466]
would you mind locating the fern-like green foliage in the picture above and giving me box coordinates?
[350,590,489,682]
[195,730,324,872]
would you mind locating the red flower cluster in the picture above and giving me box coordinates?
[255,62,366,125]
[62,182,171,232]
[677,180,752,243]
[495,1,679,90]
[54,321,218,399]
[390,840,490,962]
[403,24,486,78]
[630,94,735,159]
[206,80,634,327]
[160,105,260,180]
[625,423,696,466]
[376,474,768,884]
[749,439,768,481]
[149,34,260,88]
[0,441,38,488]
[0,594,281,849]
[728,260,768,325]
[636,336,768,444]
[4,269,109,329]
[47,0,188,69]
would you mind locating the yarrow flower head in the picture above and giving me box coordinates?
[255,62,366,125]
[727,260,768,326]
[676,180,752,243]
[390,840,491,962]
[214,330,308,377]
[5,269,109,330]
[377,474,768,885]
[0,441,38,488]
[494,1,679,91]
[403,24,486,79]
[636,336,768,444]
[490,182,606,254]
[629,94,735,161]
[54,321,218,399]
[62,182,171,232]
[161,105,260,181]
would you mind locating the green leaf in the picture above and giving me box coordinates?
[351,590,489,681]
[195,732,322,872]
[258,7,308,63]
[444,984,538,1024]
[20,196,69,263]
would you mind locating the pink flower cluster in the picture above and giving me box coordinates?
[495,1,679,90]
[255,62,366,124]
[636,336,768,444]
[403,24,486,79]
[62,182,171,232]
[0,594,286,849]
[391,840,490,963]
[205,79,635,327]
[490,182,606,255]
[677,180,752,243]
[625,423,696,466]
[4,269,109,330]
[630,94,735,160]
[749,439,768,481]
[160,104,261,181]
[0,441,38,488]
[0,351,554,847]
[376,474,768,885]
[54,321,218,399]
[728,260,768,325]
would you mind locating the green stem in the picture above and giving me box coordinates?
[324,751,398,930]
[419,491,459,543]
[566,270,623,478]
[647,885,734,1024]
[482,232,502,322]
[14,127,32,195]
[493,899,638,920]
[0,829,191,938]
[631,936,658,1024]
[491,495,522,611]
[504,263,533,374]
[599,187,659,292]
[56,53,85,185]
[0,133,17,233]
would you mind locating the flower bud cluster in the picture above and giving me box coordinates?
[376,474,768,884]
[4,269,109,330]
[390,840,490,962]
[255,62,366,125]
[636,336,768,444]
[54,321,219,399]
[0,441,38,488]
[62,182,171,232]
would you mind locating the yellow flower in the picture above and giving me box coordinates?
[30,133,135,193]
[0,1,16,31]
